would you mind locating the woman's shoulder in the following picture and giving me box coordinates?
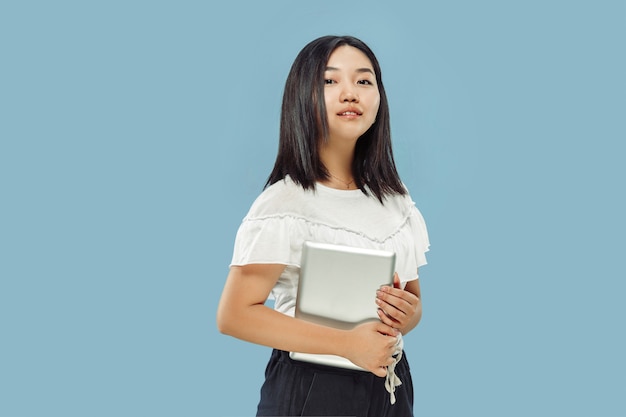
[376,183,416,211]
[245,177,311,219]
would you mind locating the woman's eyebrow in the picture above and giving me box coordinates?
[325,66,375,75]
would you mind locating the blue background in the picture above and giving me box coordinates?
[1,1,624,416]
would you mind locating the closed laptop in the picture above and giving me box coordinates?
[289,241,396,370]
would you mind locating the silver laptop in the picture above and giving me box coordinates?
[290,241,396,371]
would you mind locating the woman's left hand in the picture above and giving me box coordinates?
[375,273,422,335]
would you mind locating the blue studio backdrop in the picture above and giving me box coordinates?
[1,1,625,416]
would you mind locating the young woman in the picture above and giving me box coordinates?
[217,35,430,416]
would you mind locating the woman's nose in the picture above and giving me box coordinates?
[340,88,359,102]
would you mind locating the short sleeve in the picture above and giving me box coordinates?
[230,215,303,267]
[409,204,430,268]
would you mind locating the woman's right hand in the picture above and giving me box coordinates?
[344,321,399,377]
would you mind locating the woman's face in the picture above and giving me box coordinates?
[323,45,380,144]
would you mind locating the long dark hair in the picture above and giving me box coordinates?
[265,35,406,202]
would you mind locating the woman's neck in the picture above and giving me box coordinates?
[319,141,356,189]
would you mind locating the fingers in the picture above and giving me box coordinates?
[372,323,399,351]
[377,285,419,307]
[376,286,418,316]
[357,322,398,377]
[370,349,397,378]
[372,321,399,337]
[377,307,400,327]
[376,284,420,332]
[393,272,401,289]
[374,323,400,353]
[368,356,396,377]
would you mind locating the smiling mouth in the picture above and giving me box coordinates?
[338,111,362,116]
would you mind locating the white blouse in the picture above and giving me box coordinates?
[230,176,430,318]
[229,176,431,404]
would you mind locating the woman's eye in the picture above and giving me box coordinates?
[324,79,336,84]
[357,79,373,85]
